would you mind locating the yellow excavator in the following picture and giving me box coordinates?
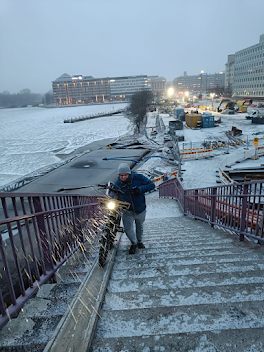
[236,100,248,112]
[217,99,236,112]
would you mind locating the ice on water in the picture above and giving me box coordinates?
[0,103,129,187]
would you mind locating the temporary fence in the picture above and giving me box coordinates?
[0,192,102,329]
[159,177,264,243]
[152,171,178,188]
[218,146,264,185]
[180,148,213,160]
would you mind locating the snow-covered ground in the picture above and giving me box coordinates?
[141,102,264,189]
[1,100,264,191]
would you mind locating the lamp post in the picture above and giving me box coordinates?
[210,93,215,107]
[167,87,174,100]
[185,91,189,101]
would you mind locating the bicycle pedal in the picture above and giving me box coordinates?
[116,227,124,232]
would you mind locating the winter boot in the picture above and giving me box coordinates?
[129,244,137,254]
[137,242,145,249]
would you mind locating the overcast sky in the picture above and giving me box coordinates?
[1,0,264,94]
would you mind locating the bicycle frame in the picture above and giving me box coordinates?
[97,187,130,268]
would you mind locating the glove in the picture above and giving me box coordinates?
[129,187,141,196]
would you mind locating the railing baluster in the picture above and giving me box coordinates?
[20,197,40,281]
[210,187,217,226]
[1,198,25,297]
[32,196,54,272]
[12,197,33,287]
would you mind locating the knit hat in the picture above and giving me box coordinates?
[118,163,131,175]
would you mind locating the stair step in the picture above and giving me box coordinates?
[107,270,264,293]
[90,328,264,352]
[110,260,264,280]
[0,316,62,350]
[115,246,258,262]
[103,283,264,310]
[93,300,264,339]
[112,252,263,271]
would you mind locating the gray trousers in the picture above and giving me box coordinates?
[122,210,146,245]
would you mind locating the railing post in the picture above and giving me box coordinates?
[183,190,186,215]
[210,187,217,227]
[73,196,83,242]
[239,184,248,241]
[32,196,54,272]
[194,190,198,219]
[0,289,6,316]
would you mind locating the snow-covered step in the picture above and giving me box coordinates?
[112,252,263,271]
[90,328,264,352]
[92,300,264,338]
[110,259,264,281]
[90,198,264,352]
[107,270,264,293]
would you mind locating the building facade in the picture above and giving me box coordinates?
[232,34,264,99]
[225,54,235,95]
[173,71,225,95]
[147,76,166,97]
[52,74,149,104]
[52,74,111,105]
[109,75,149,101]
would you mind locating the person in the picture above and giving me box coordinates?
[113,163,155,254]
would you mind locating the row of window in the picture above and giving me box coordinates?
[236,45,264,58]
[234,91,264,96]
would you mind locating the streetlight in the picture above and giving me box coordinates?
[210,93,215,107]
[185,91,189,102]
[168,87,174,97]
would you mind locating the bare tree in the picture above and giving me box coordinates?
[129,90,154,133]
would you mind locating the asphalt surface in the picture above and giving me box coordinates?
[12,148,149,196]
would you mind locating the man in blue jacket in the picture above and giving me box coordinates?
[113,163,155,254]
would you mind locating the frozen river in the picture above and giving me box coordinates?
[0,103,129,188]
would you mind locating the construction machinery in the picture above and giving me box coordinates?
[217,99,236,112]
[236,99,252,112]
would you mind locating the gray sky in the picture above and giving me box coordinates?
[1,0,264,94]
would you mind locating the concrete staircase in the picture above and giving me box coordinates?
[90,196,264,351]
[0,240,99,352]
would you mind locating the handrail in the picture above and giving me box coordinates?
[159,178,264,241]
[0,193,103,329]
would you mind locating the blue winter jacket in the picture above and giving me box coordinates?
[113,172,155,214]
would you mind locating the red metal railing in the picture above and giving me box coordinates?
[159,178,264,241]
[0,192,102,329]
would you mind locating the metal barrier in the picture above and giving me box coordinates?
[0,192,102,329]
[159,178,264,241]
[180,148,213,160]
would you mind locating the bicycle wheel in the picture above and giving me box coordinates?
[98,230,108,268]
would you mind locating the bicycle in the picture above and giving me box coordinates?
[97,182,130,268]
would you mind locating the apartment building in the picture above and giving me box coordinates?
[232,34,264,98]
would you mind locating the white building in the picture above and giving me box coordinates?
[233,34,264,99]
[225,54,235,95]
[109,75,149,101]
